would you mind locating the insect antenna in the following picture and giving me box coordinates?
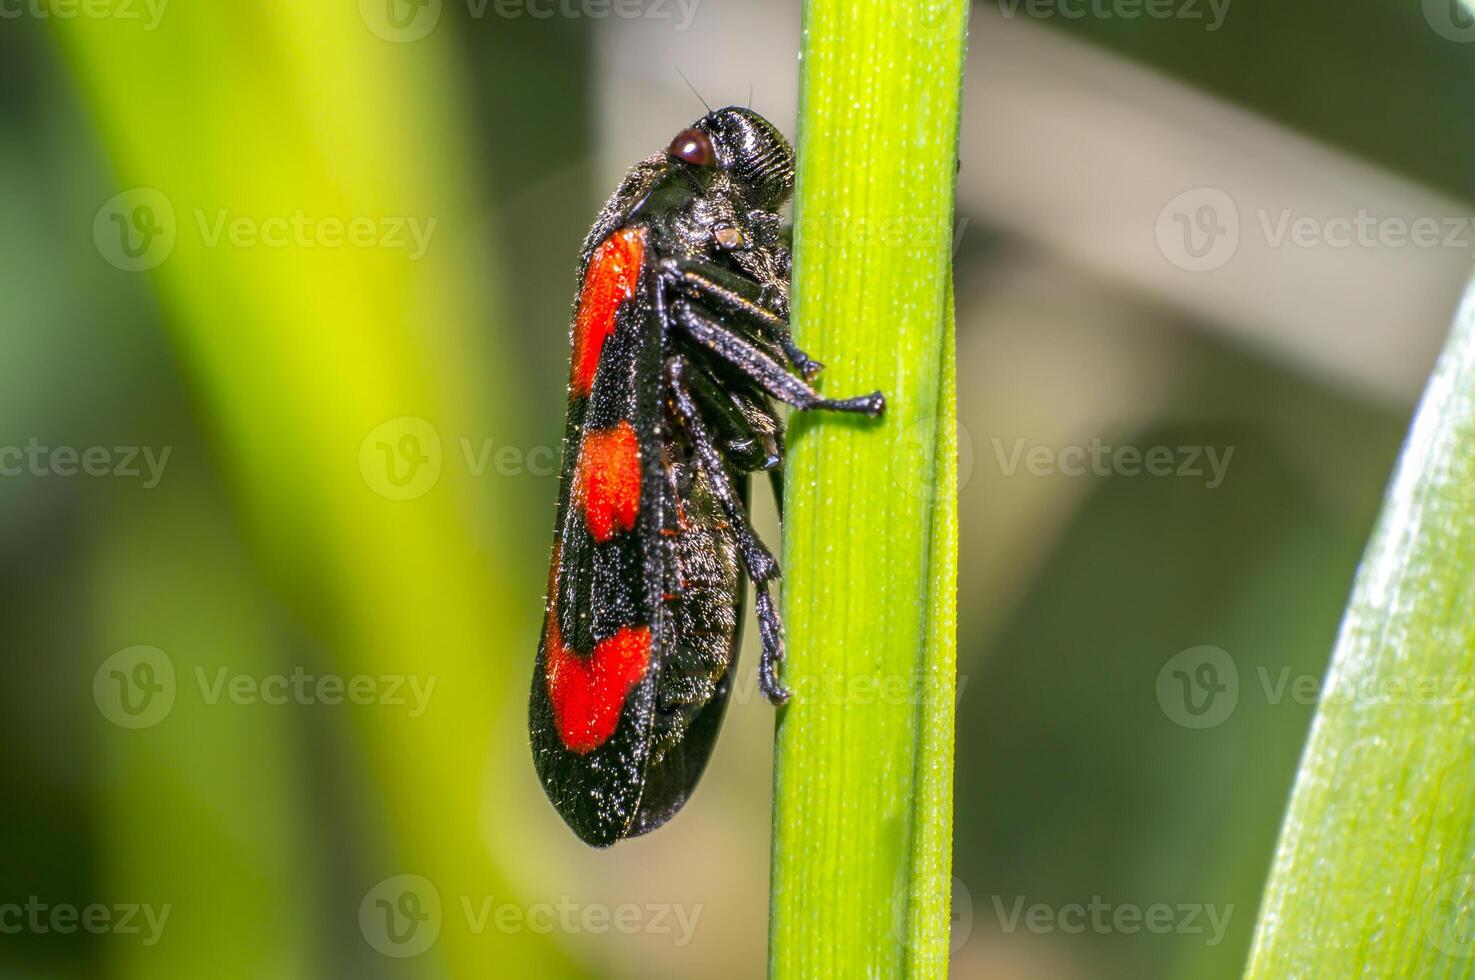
[675,68,712,114]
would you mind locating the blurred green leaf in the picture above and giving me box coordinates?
[53,5,578,976]
[1245,279,1475,976]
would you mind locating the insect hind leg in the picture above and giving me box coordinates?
[666,354,792,705]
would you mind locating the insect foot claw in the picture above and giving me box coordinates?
[761,673,793,706]
[819,390,886,417]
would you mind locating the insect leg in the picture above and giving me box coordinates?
[659,257,823,380]
[767,422,786,521]
[666,355,792,705]
[672,301,885,417]
[682,363,781,473]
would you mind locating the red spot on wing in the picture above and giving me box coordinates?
[545,616,652,755]
[574,420,642,542]
[571,227,646,397]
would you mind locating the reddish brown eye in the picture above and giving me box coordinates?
[667,128,716,167]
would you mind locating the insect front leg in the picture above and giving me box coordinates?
[659,258,823,380]
[671,301,884,417]
[666,355,792,705]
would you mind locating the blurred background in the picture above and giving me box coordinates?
[2,0,1471,976]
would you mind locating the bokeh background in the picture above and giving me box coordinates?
[3,0,1473,976]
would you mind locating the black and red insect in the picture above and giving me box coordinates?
[529,107,884,847]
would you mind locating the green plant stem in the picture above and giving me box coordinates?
[769,3,967,977]
[1245,281,1475,975]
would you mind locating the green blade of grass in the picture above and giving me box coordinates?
[1245,280,1475,976]
[55,7,576,976]
[769,3,967,977]
[92,473,314,980]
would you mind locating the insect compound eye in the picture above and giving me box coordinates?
[667,128,717,167]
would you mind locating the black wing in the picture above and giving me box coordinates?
[529,226,670,847]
